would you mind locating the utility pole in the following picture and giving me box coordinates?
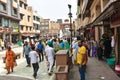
[68,4,72,54]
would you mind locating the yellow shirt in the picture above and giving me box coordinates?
[77,46,87,65]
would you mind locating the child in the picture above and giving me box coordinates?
[29,47,39,79]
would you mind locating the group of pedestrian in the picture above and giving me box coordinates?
[22,38,70,78]
[71,32,115,80]
[4,33,115,80]
[0,39,9,50]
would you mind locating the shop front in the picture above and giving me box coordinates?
[11,29,20,44]
[21,32,36,41]
[110,11,120,64]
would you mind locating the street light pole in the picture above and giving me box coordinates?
[73,21,75,37]
[68,4,72,54]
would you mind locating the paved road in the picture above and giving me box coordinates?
[0,47,55,80]
[69,57,120,80]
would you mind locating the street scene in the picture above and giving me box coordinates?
[0,46,55,80]
[0,0,120,80]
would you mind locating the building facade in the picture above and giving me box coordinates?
[49,21,60,38]
[0,0,20,44]
[33,11,40,39]
[40,19,50,37]
[58,19,75,38]
[77,0,120,63]
[19,0,34,40]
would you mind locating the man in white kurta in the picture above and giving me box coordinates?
[45,43,55,75]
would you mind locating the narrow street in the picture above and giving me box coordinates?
[0,46,120,80]
[0,47,55,80]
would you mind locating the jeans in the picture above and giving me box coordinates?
[78,65,85,80]
[25,55,30,65]
[32,62,39,77]
[38,50,44,61]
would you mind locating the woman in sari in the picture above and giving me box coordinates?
[5,46,16,74]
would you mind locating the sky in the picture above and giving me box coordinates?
[28,0,77,21]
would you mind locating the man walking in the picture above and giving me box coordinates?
[29,46,39,79]
[37,40,44,62]
[77,40,87,80]
[45,41,55,75]
[23,41,31,67]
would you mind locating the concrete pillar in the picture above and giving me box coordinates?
[10,33,12,44]
[102,26,104,34]
[101,0,104,12]
[95,27,99,42]
[2,18,4,26]
[114,27,118,63]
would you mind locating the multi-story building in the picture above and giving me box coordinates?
[77,0,120,63]
[33,11,40,39]
[40,19,50,37]
[57,19,63,24]
[49,21,60,37]
[19,0,33,40]
[59,19,75,38]
[0,0,20,44]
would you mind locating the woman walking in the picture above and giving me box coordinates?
[5,46,16,74]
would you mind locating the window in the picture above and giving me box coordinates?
[26,26,28,31]
[20,14,24,19]
[21,26,23,30]
[14,0,17,2]
[0,20,1,25]
[13,8,17,15]
[36,24,39,30]
[41,22,44,25]
[28,16,30,22]
[36,17,40,21]
[0,3,6,12]
[33,16,35,20]
[24,4,27,9]
[4,19,9,28]
[30,27,32,31]
[45,22,48,25]
[20,2,22,7]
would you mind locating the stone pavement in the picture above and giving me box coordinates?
[0,58,55,80]
[1,46,120,80]
[0,46,55,80]
[69,57,120,80]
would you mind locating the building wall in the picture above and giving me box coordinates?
[40,19,50,37]
[33,10,40,34]
[0,0,20,44]
[77,0,120,62]
[19,0,33,34]
[49,21,60,37]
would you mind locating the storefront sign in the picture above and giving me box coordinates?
[13,29,18,32]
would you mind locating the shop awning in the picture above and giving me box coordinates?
[21,32,39,37]
[22,34,35,37]
[91,1,120,27]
